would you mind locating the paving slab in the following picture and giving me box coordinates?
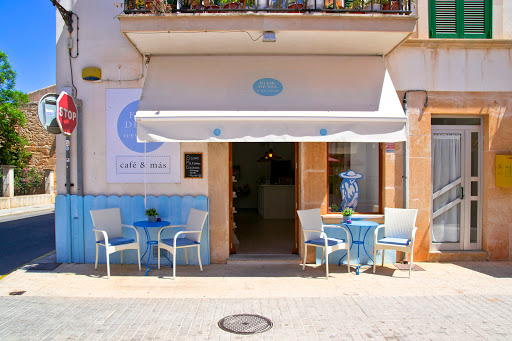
[0,261,511,340]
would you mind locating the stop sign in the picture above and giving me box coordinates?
[56,92,78,135]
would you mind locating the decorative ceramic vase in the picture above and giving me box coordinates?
[343,215,352,223]
[148,215,157,223]
[339,170,363,212]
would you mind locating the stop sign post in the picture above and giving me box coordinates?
[57,92,78,136]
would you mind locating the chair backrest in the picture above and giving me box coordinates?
[90,208,123,241]
[383,208,418,239]
[184,208,208,243]
[297,209,323,242]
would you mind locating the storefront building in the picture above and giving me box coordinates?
[54,0,512,268]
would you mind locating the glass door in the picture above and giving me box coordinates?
[431,125,482,251]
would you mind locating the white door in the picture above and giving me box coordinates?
[431,125,482,251]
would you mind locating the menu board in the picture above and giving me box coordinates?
[184,153,203,178]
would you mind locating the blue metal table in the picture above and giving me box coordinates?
[133,220,173,276]
[338,220,379,275]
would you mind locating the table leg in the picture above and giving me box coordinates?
[144,240,158,276]
[338,226,354,266]
[356,226,362,275]
[362,226,375,264]
[140,227,151,261]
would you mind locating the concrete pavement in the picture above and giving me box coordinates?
[0,204,54,217]
[1,260,512,340]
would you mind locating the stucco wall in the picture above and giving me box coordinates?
[56,0,209,197]
[405,92,512,261]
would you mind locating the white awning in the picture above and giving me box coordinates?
[136,56,406,143]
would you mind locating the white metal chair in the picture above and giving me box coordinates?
[157,208,208,279]
[90,207,141,277]
[373,207,418,277]
[297,208,351,279]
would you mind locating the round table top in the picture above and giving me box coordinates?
[342,220,379,227]
[133,220,171,228]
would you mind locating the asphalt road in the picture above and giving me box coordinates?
[0,209,55,275]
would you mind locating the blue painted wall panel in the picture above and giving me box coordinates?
[55,195,70,263]
[55,195,210,267]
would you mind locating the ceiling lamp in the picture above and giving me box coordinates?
[258,144,282,162]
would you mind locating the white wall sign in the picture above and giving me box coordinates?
[106,89,180,183]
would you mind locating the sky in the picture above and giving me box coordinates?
[0,0,56,94]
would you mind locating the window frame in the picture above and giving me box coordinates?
[326,142,383,215]
[429,0,492,39]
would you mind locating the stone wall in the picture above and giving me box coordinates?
[13,86,57,195]
[20,102,56,171]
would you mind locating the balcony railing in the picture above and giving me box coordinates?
[123,0,413,14]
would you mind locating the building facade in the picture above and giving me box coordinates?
[55,0,512,267]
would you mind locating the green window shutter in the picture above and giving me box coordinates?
[463,0,491,38]
[431,0,459,38]
[429,0,492,39]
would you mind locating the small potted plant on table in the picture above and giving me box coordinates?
[145,208,159,222]
[341,207,354,223]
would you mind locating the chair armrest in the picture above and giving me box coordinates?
[122,225,140,243]
[410,227,418,244]
[322,224,351,245]
[374,224,384,244]
[157,224,185,241]
[92,229,109,244]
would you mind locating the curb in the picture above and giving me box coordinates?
[0,250,56,281]
[0,205,55,217]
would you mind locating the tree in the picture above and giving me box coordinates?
[0,50,30,168]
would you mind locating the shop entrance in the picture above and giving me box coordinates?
[431,117,483,251]
[230,143,297,255]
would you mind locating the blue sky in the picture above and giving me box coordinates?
[0,0,56,93]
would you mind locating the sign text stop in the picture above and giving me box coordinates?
[56,92,78,135]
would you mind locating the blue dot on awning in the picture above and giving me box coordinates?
[320,129,327,136]
[214,129,221,136]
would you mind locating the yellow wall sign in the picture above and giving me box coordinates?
[496,155,512,187]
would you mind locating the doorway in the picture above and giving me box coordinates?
[231,143,296,254]
[431,117,483,251]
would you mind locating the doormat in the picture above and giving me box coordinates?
[25,263,61,271]
[394,263,425,271]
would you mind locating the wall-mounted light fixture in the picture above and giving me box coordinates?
[262,31,276,43]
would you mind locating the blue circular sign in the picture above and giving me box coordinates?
[253,78,283,96]
[117,100,163,153]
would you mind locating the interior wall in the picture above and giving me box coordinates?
[233,143,295,209]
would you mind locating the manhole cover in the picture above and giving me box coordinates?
[218,314,273,335]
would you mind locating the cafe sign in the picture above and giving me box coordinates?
[253,78,283,96]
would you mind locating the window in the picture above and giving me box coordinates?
[328,143,381,214]
[429,0,492,39]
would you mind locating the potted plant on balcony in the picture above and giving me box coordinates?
[382,0,399,11]
[220,0,240,8]
[145,208,159,223]
[287,0,303,11]
[135,0,146,9]
[347,0,367,13]
[365,0,381,10]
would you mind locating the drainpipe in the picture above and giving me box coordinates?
[402,90,428,209]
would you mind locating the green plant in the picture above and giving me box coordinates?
[136,0,145,7]
[219,0,239,6]
[14,168,44,196]
[347,0,367,9]
[0,51,31,168]
[145,208,158,217]
[329,203,339,212]
[341,207,354,216]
